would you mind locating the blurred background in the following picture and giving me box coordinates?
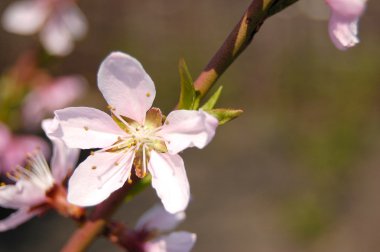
[0,0,379,251]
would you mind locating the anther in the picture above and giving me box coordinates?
[91,166,97,170]
[107,105,116,111]
[84,126,89,131]
[127,177,133,184]
[146,92,151,97]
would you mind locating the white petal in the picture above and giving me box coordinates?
[2,0,48,35]
[54,107,126,149]
[0,209,39,232]
[97,52,156,123]
[42,119,79,183]
[325,0,366,50]
[0,181,46,209]
[328,14,360,50]
[146,232,196,252]
[40,16,74,56]
[148,151,190,214]
[136,204,185,232]
[60,3,88,39]
[159,110,218,154]
[67,150,134,206]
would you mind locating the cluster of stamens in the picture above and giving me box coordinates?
[1,150,54,191]
[90,110,168,186]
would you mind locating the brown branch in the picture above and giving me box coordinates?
[193,0,300,98]
[60,179,136,252]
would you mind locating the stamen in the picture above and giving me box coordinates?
[142,144,147,177]
[107,105,116,111]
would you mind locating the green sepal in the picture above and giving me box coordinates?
[124,174,152,203]
[204,108,243,125]
[200,86,223,110]
[177,58,196,110]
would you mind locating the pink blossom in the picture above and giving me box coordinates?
[22,75,87,130]
[2,0,87,56]
[0,119,80,231]
[121,204,196,252]
[52,52,218,213]
[325,0,367,50]
[0,122,49,173]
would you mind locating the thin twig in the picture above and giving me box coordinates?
[194,0,300,98]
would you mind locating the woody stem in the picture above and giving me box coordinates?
[194,0,300,98]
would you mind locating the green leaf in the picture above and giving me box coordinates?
[201,86,223,110]
[177,58,196,110]
[192,91,201,110]
[204,108,243,125]
[124,175,152,203]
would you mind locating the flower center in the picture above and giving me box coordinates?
[106,111,167,179]
[2,151,54,192]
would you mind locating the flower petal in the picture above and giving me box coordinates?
[42,119,79,183]
[1,0,48,35]
[0,135,49,173]
[148,151,190,214]
[326,0,366,18]
[328,14,360,50]
[0,123,11,153]
[0,181,46,209]
[0,209,40,232]
[326,0,366,50]
[54,107,126,149]
[97,52,156,123]
[135,204,185,233]
[159,110,218,154]
[145,232,196,252]
[60,3,88,39]
[67,150,134,206]
[40,16,74,56]
[23,76,87,130]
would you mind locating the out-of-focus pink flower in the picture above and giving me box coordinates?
[22,75,87,130]
[0,119,81,231]
[0,123,49,173]
[0,124,11,154]
[120,204,196,252]
[51,52,218,213]
[325,0,367,50]
[2,0,87,56]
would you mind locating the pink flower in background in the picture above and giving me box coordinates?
[325,0,367,50]
[22,75,87,130]
[52,52,218,213]
[120,204,196,252]
[0,122,49,173]
[2,0,87,56]
[0,119,80,231]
